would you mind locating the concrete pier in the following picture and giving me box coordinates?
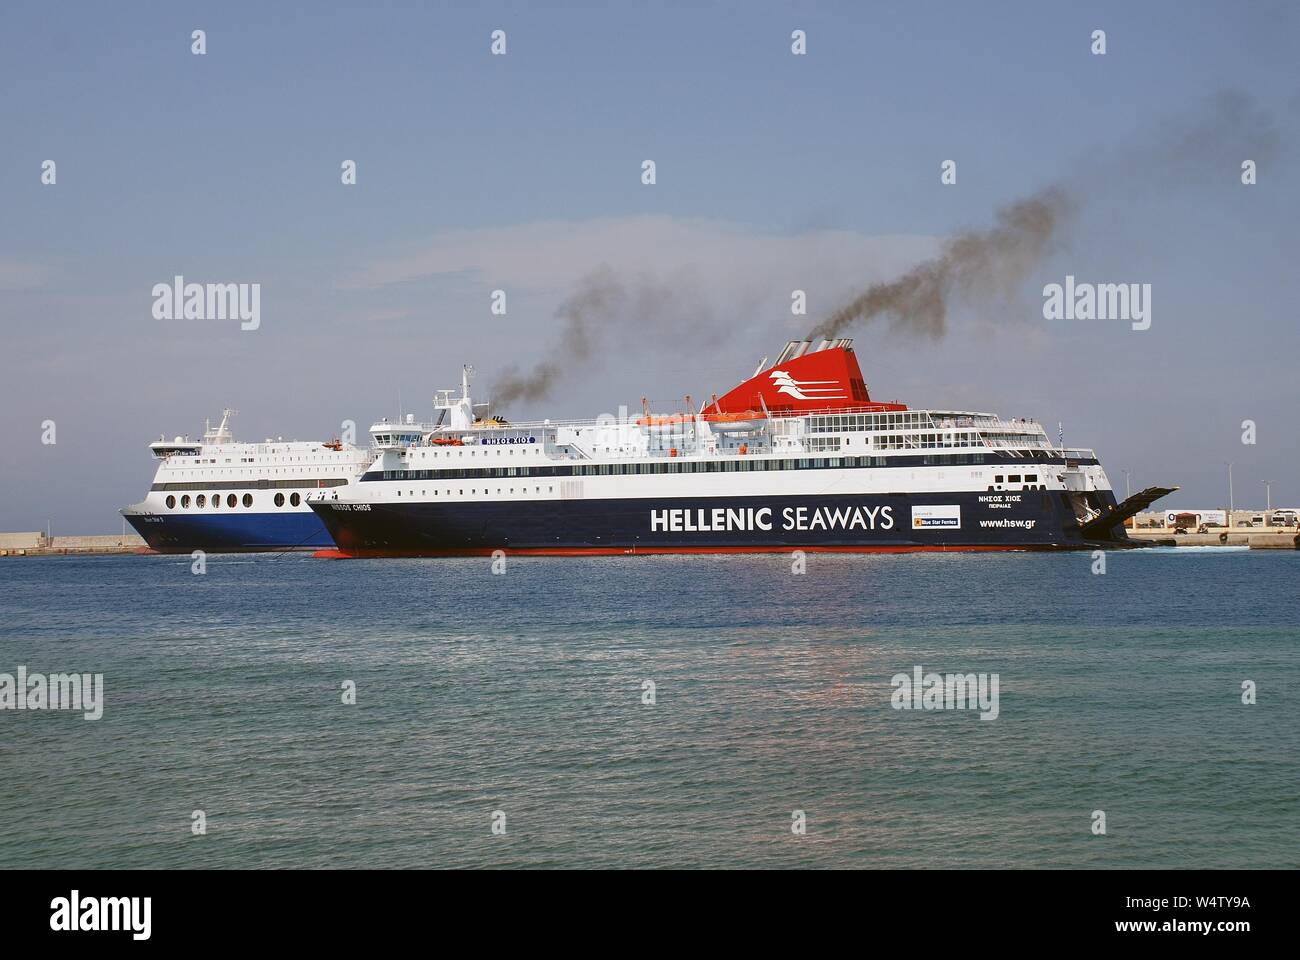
[0,532,148,557]
[1126,529,1300,549]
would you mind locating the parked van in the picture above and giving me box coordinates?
[1271,509,1298,526]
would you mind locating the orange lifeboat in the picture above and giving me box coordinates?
[636,414,692,427]
[703,409,763,432]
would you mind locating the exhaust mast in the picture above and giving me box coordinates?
[773,338,854,367]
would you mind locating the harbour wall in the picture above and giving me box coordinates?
[1126,529,1300,549]
[0,533,148,557]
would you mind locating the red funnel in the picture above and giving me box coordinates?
[710,346,907,416]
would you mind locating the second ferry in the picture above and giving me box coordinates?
[308,339,1174,555]
[121,410,375,552]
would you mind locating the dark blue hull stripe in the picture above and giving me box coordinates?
[124,511,333,552]
[312,491,1124,552]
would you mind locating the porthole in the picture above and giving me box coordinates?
[274,492,285,507]
[289,493,300,507]
[196,494,206,508]
[180,495,191,508]
[212,495,220,509]
[166,495,176,509]
[242,494,253,508]
[227,494,237,508]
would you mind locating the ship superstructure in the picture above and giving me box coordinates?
[308,341,1174,555]
[121,409,375,552]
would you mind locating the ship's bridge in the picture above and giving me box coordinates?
[370,416,426,451]
[150,407,236,458]
[149,437,203,459]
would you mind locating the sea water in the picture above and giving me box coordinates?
[1,549,1295,868]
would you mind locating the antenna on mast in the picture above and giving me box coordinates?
[205,409,237,443]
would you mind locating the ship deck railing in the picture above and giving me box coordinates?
[426,410,1052,436]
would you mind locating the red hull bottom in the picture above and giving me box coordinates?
[312,543,1069,559]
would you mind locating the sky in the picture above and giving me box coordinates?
[1,1,1297,533]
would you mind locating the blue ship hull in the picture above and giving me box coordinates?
[124,510,333,552]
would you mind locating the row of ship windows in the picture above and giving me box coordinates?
[339,478,1057,501]
[805,414,1043,434]
[164,492,303,510]
[152,478,351,492]
[183,455,341,464]
[389,487,557,498]
[805,432,988,450]
[414,447,535,458]
[413,435,996,456]
[384,483,1054,499]
[367,452,1074,482]
[807,412,944,432]
[990,473,1047,492]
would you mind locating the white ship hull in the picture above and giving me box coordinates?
[121,410,373,552]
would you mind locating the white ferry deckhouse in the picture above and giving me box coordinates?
[309,340,1174,556]
[121,409,374,552]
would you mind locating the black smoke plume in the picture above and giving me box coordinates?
[810,90,1282,341]
[809,188,1072,341]
[492,268,626,408]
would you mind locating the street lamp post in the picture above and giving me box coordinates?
[1226,462,1234,517]
[1262,480,1272,513]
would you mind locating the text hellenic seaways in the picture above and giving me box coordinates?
[650,505,895,533]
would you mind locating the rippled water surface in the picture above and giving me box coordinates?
[1,549,1296,868]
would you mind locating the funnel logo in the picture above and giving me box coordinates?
[768,370,847,402]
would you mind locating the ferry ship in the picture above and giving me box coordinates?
[308,340,1174,556]
[120,410,375,552]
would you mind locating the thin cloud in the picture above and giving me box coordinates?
[337,215,942,299]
